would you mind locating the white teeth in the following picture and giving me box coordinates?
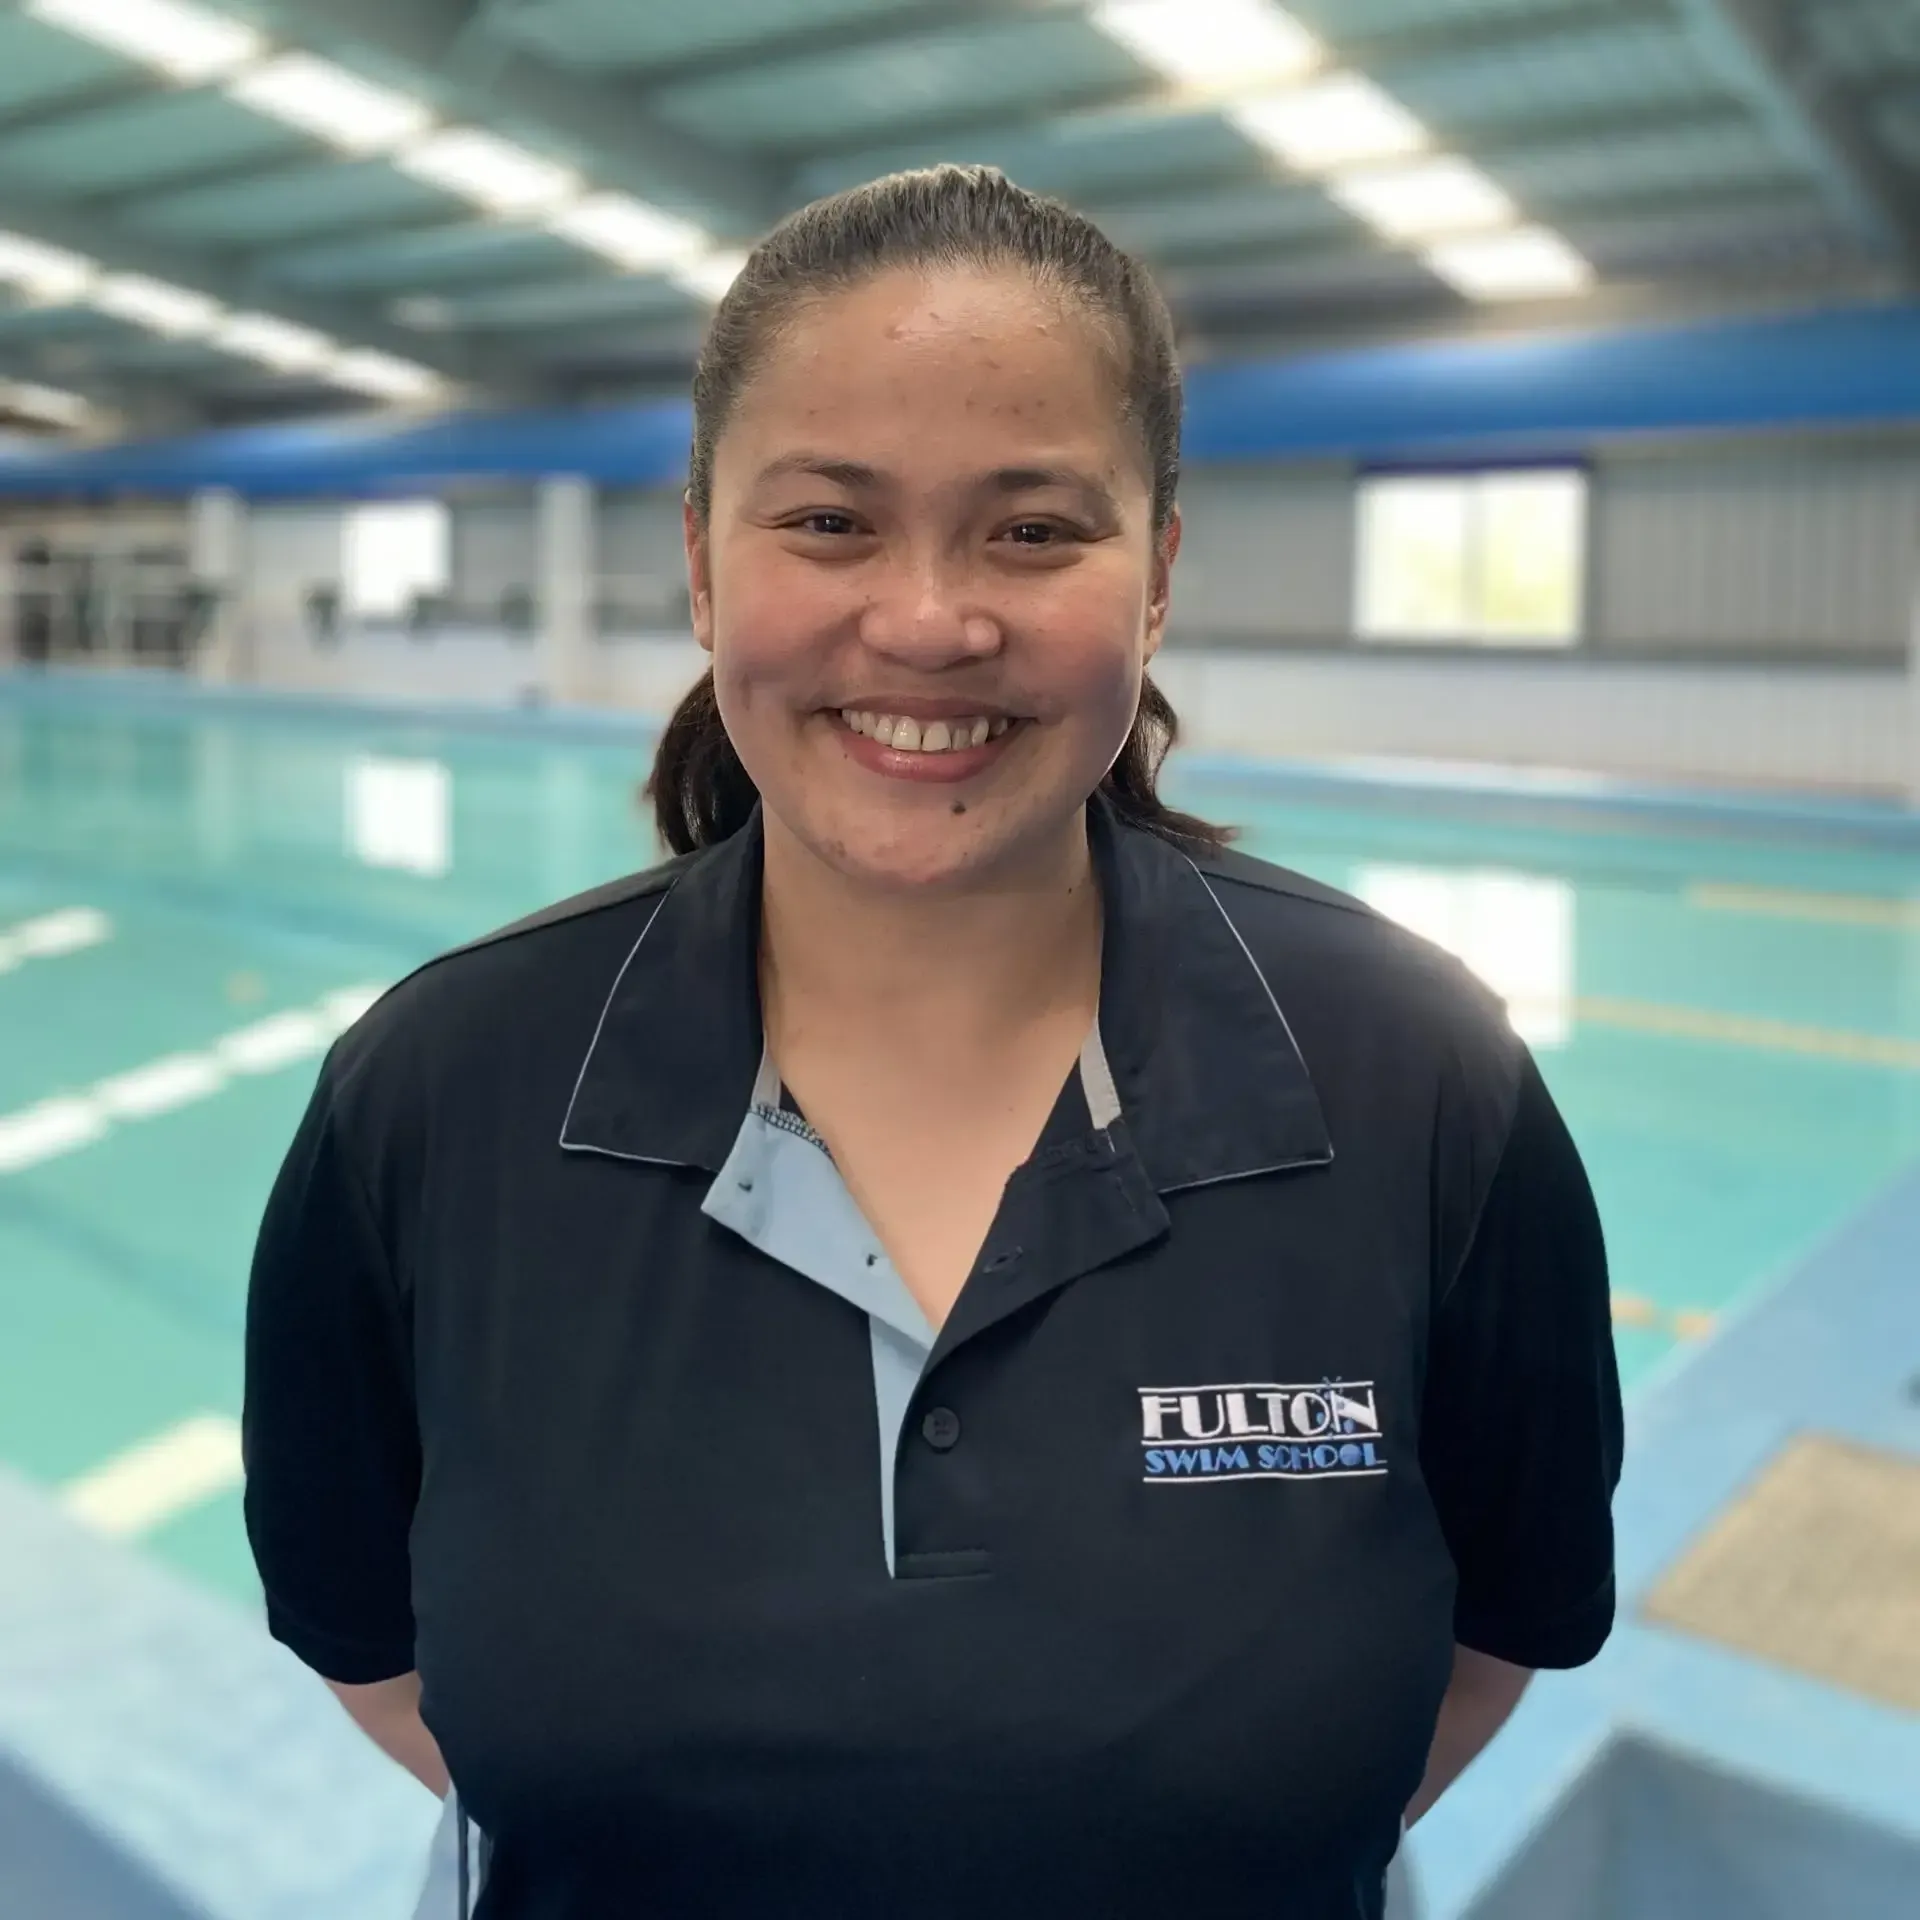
[848,712,1013,752]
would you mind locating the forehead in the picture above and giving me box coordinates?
[727,267,1135,466]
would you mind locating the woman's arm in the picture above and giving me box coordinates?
[325,1672,451,1799]
[1404,1644,1532,1828]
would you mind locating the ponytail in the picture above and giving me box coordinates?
[645,670,1231,857]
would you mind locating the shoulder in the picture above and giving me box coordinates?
[1194,842,1507,1027]
[1189,839,1526,1129]
[324,850,692,1119]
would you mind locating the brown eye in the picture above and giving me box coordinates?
[797,512,858,536]
[1004,520,1063,546]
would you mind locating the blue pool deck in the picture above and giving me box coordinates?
[2,669,1917,1917]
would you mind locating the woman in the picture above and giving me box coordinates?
[244,166,1622,1919]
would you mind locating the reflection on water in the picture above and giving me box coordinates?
[1357,862,1574,1048]
[347,753,453,878]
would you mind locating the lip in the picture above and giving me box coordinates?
[827,696,1018,723]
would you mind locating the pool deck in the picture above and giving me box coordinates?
[1406,1150,1920,1918]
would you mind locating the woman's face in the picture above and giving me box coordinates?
[689,266,1177,893]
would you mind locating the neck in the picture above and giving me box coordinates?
[759,812,1103,1055]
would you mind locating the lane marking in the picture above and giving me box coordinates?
[60,1413,244,1539]
[1574,996,1920,1072]
[1688,883,1920,931]
[0,906,111,973]
[1611,1294,1718,1342]
[0,983,388,1177]
[94,1053,227,1121]
[0,1095,110,1172]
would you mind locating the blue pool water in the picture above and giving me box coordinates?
[2,681,1917,1609]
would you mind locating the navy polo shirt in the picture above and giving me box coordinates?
[243,800,1622,1919]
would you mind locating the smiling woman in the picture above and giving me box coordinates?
[649,163,1218,867]
[242,165,1620,1920]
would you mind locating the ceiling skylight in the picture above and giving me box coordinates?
[549,195,709,271]
[229,54,431,155]
[328,349,444,402]
[1331,158,1516,242]
[1091,0,1320,90]
[1230,74,1428,173]
[25,0,262,84]
[0,232,96,304]
[398,129,580,217]
[1424,227,1595,300]
[0,379,91,427]
[215,313,336,373]
[671,250,749,305]
[92,274,222,337]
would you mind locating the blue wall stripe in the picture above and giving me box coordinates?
[4,300,1920,498]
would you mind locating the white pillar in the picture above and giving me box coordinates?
[538,476,596,706]
[189,487,247,684]
[1908,548,1920,805]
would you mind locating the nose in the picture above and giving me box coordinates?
[857,551,1001,669]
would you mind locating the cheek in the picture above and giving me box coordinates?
[1032,576,1152,721]
[708,561,836,700]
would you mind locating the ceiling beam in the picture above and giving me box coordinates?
[1146,177,1835,280]
[775,0,1680,167]
[0,73,158,141]
[622,0,1086,92]
[247,0,782,233]
[1666,0,1920,282]
[0,183,531,394]
[1060,99,1772,223]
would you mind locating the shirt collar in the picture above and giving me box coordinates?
[560,799,1331,1189]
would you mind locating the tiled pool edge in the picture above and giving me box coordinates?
[0,1469,439,1920]
[1405,1151,1920,1919]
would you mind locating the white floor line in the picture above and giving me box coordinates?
[0,982,388,1177]
[0,905,112,974]
[60,1412,245,1539]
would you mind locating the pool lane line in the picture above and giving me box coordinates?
[0,983,385,1175]
[59,1412,244,1540]
[1610,1294,1718,1341]
[1573,996,1920,1072]
[0,906,111,973]
[1686,883,1920,929]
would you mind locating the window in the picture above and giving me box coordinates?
[341,499,450,622]
[1356,467,1586,646]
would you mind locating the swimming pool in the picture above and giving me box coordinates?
[4,680,1918,1614]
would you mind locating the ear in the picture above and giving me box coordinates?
[683,491,715,655]
[1143,507,1180,665]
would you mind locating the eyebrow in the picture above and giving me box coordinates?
[751,454,1121,513]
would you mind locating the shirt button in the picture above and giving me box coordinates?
[921,1407,962,1451]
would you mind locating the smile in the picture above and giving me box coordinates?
[839,710,1013,754]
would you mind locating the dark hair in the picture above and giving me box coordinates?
[648,163,1229,857]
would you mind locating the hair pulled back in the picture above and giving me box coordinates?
[648,163,1227,856]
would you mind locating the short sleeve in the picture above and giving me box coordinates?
[242,1052,420,1683]
[1420,1050,1623,1670]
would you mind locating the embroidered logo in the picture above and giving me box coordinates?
[1138,1382,1387,1482]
